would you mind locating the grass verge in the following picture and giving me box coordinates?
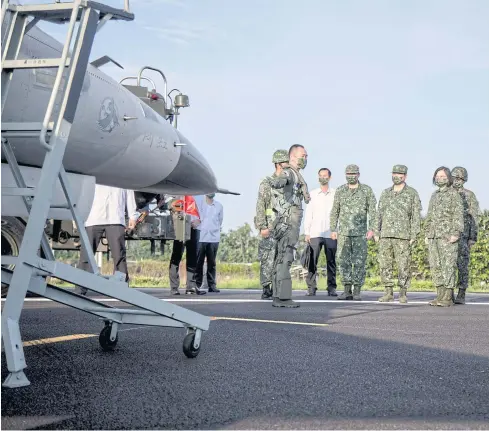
[49,259,489,293]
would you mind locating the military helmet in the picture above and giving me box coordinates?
[272,149,289,164]
[392,164,408,174]
[451,166,467,182]
[345,164,360,174]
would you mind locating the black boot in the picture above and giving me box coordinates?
[261,285,273,300]
[328,288,337,297]
[454,289,466,305]
[186,286,206,295]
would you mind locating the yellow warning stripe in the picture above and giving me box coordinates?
[23,334,96,347]
[211,316,329,327]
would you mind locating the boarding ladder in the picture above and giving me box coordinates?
[0,0,210,389]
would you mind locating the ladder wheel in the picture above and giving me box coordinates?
[99,325,118,352]
[183,332,200,358]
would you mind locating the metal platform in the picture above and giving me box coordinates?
[1,0,210,389]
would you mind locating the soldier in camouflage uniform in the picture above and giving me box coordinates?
[425,166,464,307]
[268,144,310,308]
[330,164,377,301]
[375,165,422,304]
[254,150,289,300]
[451,166,480,305]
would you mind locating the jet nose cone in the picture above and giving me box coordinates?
[145,131,218,195]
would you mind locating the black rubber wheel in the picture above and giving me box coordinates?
[99,325,118,351]
[183,332,200,358]
[1,217,44,298]
[2,217,25,297]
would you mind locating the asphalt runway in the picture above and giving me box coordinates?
[2,288,489,430]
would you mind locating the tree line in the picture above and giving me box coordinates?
[216,210,489,285]
[59,210,489,286]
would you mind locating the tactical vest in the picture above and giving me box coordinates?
[283,168,302,207]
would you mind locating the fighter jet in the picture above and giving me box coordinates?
[1,23,222,200]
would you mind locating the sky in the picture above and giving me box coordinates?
[32,0,489,232]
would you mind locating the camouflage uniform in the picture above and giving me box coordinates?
[451,167,480,304]
[376,165,422,304]
[330,164,377,300]
[255,152,289,300]
[268,159,310,308]
[425,183,464,307]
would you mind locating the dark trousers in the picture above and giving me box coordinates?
[196,242,219,289]
[77,225,128,290]
[305,237,337,292]
[169,228,199,291]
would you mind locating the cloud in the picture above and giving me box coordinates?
[143,21,222,45]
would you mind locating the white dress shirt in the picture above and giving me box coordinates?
[85,184,137,227]
[198,198,223,243]
[304,187,336,238]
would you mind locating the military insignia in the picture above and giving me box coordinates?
[98,97,119,132]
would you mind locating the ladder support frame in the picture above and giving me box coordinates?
[1,0,210,389]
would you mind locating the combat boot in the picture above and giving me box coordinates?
[454,288,466,305]
[429,287,442,306]
[352,285,362,301]
[272,298,300,308]
[261,285,273,300]
[337,285,353,300]
[437,287,453,307]
[399,288,408,304]
[378,287,394,302]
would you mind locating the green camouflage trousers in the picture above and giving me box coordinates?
[457,238,471,290]
[428,238,458,288]
[258,236,276,288]
[379,238,412,289]
[272,207,303,300]
[337,235,367,287]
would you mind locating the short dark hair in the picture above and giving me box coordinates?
[318,168,331,177]
[432,166,453,186]
[288,144,304,155]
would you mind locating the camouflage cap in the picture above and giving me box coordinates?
[272,149,289,164]
[345,164,359,174]
[392,164,408,174]
[451,166,467,181]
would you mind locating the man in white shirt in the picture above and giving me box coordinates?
[169,195,206,296]
[196,193,223,293]
[304,168,338,296]
[76,184,138,295]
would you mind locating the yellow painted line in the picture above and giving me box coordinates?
[23,334,96,347]
[19,318,327,348]
[211,316,329,327]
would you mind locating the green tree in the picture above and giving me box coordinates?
[469,210,489,285]
[218,223,260,263]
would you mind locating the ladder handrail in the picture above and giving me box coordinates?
[39,0,81,150]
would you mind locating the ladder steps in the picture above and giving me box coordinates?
[1,122,54,132]
[3,58,70,69]
[1,187,35,197]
